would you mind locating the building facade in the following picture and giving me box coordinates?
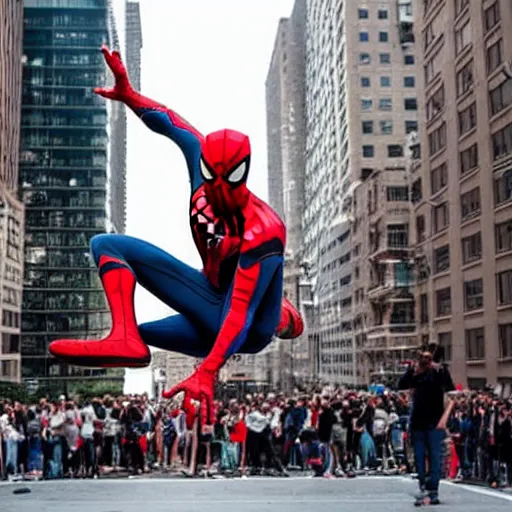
[265,0,309,390]
[20,0,119,391]
[125,0,142,91]
[413,0,512,387]
[0,0,24,383]
[107,1,126,234]
[304,0,417,385]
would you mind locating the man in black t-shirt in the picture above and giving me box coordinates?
[399,350,455,504]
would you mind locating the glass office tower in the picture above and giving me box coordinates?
[20,0,113,391]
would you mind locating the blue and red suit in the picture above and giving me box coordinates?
[49,47,303,419]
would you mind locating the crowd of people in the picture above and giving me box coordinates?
[0,386,511,487]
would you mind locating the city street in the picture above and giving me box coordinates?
[1,476,511,512]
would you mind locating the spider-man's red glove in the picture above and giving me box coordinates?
[94,46,133,101]
[162,368,216,425]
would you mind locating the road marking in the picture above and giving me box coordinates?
[442,481,512,502]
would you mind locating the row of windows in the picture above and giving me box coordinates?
[417,215,512,262]
[427,121,511,169]
[359,53,415,66]
[427,324,511,361]
[361,75,418,94]
[362,144,405,159]
[422,270,512,321]
[359,31,390,43]
[358,8,389,20]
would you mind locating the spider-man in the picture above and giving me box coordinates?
[49,47,304,419]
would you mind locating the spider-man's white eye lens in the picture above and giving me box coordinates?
[200,158,214,181]
[227,161,247,184]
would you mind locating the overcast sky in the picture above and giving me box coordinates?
[112,0,294,391]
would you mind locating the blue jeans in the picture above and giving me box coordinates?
[411,428,445,495]
[5,439,18,474]
[28,436,43,472]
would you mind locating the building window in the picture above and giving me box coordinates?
[380,53,391,64]
[487,39,503,75]
[464,279,484,311]
[412,179,422,203]
[456,60,473,96]
[361,77,371,87]
[494,171,512,205]
[436,288,452,316]
[433,202,449,233]
[458,103,477,136]
[404,76,415,87]
[460,187,480,221]
[404,55,415,65]
[495,220,512,253]
[405,98,418,110]
[424,51,442,84]
[378,9,388,19]
[387,186,409,202]
[434,245,450,273]
[466,328,485,360]
[462,232,482,264]
[361,98,373,111]
[379,98,392,111]
[379,31,389,42]
[484,2,500,33]
[387,224,408,248]
[416,214,426,242]
[438,332,452,361]
[405,120,418,133]
[360,53,371,64]
[360,32,369,42]
[380,76,391,87]
[420,293,429,324]
[455,0,469,16]
[498,324,512,359]
[460,144,479,175]
[492,123,512,160]
[387,145,404,157]
[380,120,393,134]
[497,270,512,306]
[431,162,447,195]
[428,123,446,155]
[358,8,369,19]
[455,21,472,55]
[362,145,375,158]
[489,80,512,117]
[426,86,445,122]
[362,121,374,134]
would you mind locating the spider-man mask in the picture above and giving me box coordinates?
[200,129,251,215]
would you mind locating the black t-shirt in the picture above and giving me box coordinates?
[398,365,455,430]
[318,407,336,443]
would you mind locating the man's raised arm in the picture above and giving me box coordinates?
[95,47,203,189]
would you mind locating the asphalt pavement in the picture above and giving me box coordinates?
[1,476,511,512]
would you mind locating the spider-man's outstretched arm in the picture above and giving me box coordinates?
[163,237,285,421]
[95,46,203,189]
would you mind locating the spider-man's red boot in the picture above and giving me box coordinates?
[48,257,150,368]
[276,297,304,339]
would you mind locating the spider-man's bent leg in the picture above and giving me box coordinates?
[49,234,224,367]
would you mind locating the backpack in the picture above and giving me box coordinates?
[162,418,176,443]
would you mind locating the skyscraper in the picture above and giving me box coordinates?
[304,0,418,385]
[108,1,127,234]
[413,0,512,388]
[265,0,308,389]
[20,0,121,391]
[125,0,142,91]
[0,0,24,383]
